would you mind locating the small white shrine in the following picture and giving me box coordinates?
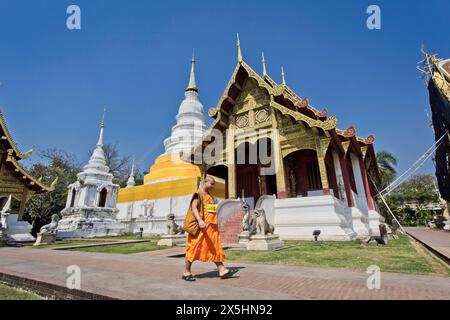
[57,115,123,238]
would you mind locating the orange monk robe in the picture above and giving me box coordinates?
[185,192,225,263]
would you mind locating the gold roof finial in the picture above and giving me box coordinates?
[262,52,267,77]
[237,33,243,63]
[281,66,286,86]
[23,146,34,159]
[50,176,59,190]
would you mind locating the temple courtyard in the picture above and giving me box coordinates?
[1,230,450,300]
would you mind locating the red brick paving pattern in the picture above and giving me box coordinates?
[1,247,450,300]
[406,227,450,261]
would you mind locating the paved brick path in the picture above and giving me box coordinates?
[405,227,450,262]
[1,247,450,300]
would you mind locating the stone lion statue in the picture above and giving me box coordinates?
[39,214,60,235]
[0,195,12,231]
[166,213,183,235]
[241,203,257,235]
[254,208,274,235]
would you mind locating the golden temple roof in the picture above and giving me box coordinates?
[0,110,56,192]
[0,110,33,160]
[208,57,375,146]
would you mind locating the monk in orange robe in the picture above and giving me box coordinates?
[182,176,238,281]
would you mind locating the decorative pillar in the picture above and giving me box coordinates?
[271,109,287,199]
[317,157,329,195]
[359,158,375,210]
[339,154,355,207]
[272,131,287,199]
[226,129,236,199]
[18,187,29,221]
[316,137,331,196]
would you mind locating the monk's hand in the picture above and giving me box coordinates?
[198,219,207,229]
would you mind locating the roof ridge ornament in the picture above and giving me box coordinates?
[262,52,267,77]
[23,146,34,159]
[281,66,286,86]
[237,33,243,63]
[50,176,59,190]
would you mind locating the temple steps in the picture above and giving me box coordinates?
[219,211,245,244]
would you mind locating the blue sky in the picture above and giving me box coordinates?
[0,0,448,175]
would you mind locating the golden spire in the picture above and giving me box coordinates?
[281,66,286,86]
[237,33,243,63]
[101,107,106,128]
[186,50,197,92]
[262,52,267,77]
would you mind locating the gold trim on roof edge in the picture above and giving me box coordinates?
[0,110,30,159]
[6,155,56,192]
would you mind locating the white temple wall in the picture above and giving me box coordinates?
[350,153,369,213]
[117,195,193,235]
[274,195,356,240]
[332,150,347,204]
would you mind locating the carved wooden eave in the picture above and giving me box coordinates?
[281,84,322,118]
[0,111,32,160]
[5,155,55,192]
[328,130,346,155]
[262,74,277,88]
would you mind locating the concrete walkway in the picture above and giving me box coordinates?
[1,247,450,300]
[405,227,450,263]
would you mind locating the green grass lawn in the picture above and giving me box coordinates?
[0,284,43,300]
[95,235,162,241]
[68,241,169,254]
[225,235,450,277]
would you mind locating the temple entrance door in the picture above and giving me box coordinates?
[265,174,278,196]
[236,164,259,209]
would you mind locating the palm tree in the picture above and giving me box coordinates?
[376,150,398,190]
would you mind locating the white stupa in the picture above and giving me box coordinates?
[162,52,207,157]
[116,53,225,235]
[57,113,123,238]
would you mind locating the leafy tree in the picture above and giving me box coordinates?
[389,174,439,204]
[24,149,80,236]
[376,150,398,190]
[380,174,443,227]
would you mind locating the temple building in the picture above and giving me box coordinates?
[0,111,56,241]
[57,114,123,238]
[116,55,225,235]
[188,36,382,240]
[422,50,450,230]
